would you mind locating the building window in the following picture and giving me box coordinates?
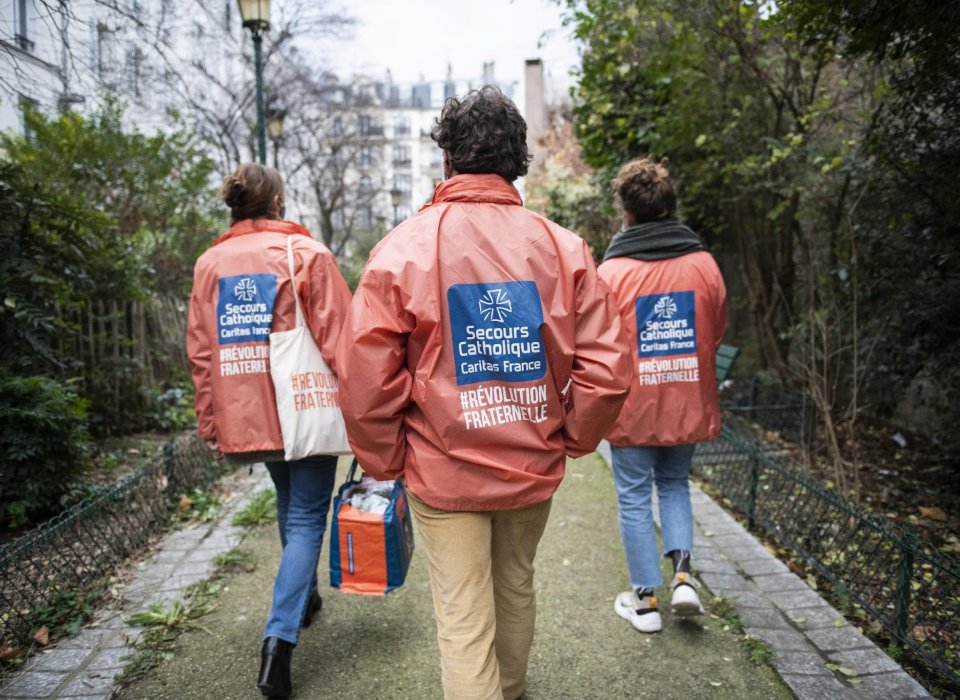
[358,175,373,193]
[126,47,144,99]
[393,145,411,167]
[14,0,34,52]
[358,115,371,137]
[97,24,118,88]
[394,116,410,137]
[18,94,38,138]
[359,145,373,167]
[332,116,344,137]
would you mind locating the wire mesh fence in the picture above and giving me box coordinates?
[721,377,818,450]
[0,433,227,651]
[694,413,960,691]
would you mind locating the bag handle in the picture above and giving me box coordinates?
[347,456,359,483]
[284,235,306,330]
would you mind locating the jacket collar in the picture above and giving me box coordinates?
[213,218,313,246]
[427,174,522,208]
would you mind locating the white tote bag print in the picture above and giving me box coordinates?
[270,236,352,460]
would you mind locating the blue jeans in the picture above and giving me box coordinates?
[610,444,697,590]
[263,455,338,644]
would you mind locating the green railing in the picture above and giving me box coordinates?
[0,433,228,651]
[694,413,959,691]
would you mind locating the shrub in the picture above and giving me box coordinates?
[0,376,91,529]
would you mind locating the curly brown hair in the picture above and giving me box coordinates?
[612,157,677,223]
[220,163,285,223]
[431,85,531,182]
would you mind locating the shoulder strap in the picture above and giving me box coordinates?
[285,235,306,329]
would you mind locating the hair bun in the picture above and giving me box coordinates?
[222,177,246,208]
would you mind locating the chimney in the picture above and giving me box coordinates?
[524,59,546,175]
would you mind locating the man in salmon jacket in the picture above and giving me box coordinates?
[598,157,728,634]
[336,85,631,700]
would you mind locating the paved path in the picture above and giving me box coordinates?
[0,450,931,699]
[603,441,930,699]
[0,467,270,700]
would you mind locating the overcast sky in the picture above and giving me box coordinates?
[321,0,580,101]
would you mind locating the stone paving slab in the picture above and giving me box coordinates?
[596,440,933,699]
[3,449,936,699]
[690,482,932,698]
[0,466,271,700]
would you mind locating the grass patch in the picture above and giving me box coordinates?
[708,595,744,634]
[116,579,222,686]
[708,596,773,666]
[232,489,277,527]
[743,634,775,666]
[172,488,221,524]
[213,548,256,573]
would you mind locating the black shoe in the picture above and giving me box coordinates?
[302,591,323,629]
[258,637,294,698]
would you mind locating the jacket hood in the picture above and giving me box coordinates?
[426,174,523,208]
[213,219,313,246]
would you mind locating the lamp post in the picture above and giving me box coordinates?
[390,179,401,227]
[266,99,286,169]
[237,0,271,165]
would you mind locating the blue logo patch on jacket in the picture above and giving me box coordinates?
[635,290,697,358]
[216,273,277,345]
[448,281,546,386]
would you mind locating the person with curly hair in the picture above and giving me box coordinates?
[336,86,631,699]
[598,157,728,633]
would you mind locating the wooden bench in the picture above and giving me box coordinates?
[715,343,739,384]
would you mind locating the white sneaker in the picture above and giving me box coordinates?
[614,590,662,633]
[670,572,704,616]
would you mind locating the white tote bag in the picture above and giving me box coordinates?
[269,236,352,460]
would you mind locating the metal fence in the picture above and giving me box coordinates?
[721,377,818,450]
[0,433,227,650]
[694,413,960,691]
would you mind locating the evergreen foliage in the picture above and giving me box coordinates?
[0,103,222,526]
[553,0,959,446]
[0,376,90,528]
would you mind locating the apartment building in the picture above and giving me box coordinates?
[1,2,536,252]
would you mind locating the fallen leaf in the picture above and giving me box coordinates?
[848,678,863,685]
[805,574,818,590]
[710,681,722,687]
[0,645,19,662]
[562,558,571,566]
[179,494,193,510]
[834,618,845,627]
[838,666,858,677]
[33,626,49,646]
[825,663,840,671]
[919,506,947,522]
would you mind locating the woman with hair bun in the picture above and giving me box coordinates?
[186,163,351,698]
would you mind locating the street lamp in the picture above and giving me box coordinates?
[266,99,286,169]
[237,0,271,164]
[390,179,401,226]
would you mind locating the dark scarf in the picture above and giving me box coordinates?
[602,220,704,262]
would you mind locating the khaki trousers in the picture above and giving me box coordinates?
[408,492,553,700]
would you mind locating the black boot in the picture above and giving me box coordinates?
[258,637,294,699]
[302,591,323,629]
